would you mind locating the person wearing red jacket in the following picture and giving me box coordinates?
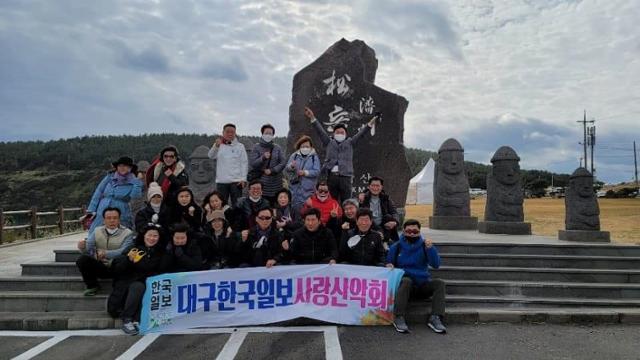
[301,181,343,226]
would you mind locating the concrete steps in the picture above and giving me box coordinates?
[441,253,640,269]
[3,240,640,330]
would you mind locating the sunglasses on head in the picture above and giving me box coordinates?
[404,229,420,235]
[257,216,272,221]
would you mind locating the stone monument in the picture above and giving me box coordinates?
[287,38,411,207]
[559,167,610,242]
[188,145,216,204]
[429,138,478,230]
[478,146,531,234]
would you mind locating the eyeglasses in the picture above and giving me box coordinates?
[317,189,329,194]
[404,229,420,235]
[257,216,272,221]
[163,154,176,158]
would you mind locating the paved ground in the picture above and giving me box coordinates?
[2,324,639,360]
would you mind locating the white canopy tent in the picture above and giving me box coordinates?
[406,158,435,205]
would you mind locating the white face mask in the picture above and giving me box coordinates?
[249,196,261,203]
[334,134,346,142]
[106,227,118,235]
[300,147,311,156]
[262,134,274,143]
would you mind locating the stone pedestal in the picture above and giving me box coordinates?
[478,221,531,235]
[429,216,478,230]
[558,230,611,243]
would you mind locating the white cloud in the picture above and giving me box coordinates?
[0,0,638,183]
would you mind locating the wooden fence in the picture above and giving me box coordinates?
[0,206,85,244]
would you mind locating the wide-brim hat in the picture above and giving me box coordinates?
[112,156,137,173]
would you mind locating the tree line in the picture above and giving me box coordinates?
[0,134,570,210]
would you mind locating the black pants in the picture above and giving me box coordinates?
[108,279,146,321]
[327,173,352,204]
[76,255,114,289]
[394,277,445,317]
[216,182,243,207]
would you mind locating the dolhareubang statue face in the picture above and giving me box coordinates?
[190,158,214,184]
[440,150,464,175]
[493,160,519,186]
[572,176,594,198]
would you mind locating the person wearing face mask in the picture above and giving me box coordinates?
[235,180,271,231]
[339,208,386,266]
[304,107,377,203]
[285,135,321,212]
[134,182,169,232]
[76,207,134,297]
[385,220,446,334]
[86,156,143,235]
[145,146,189,205]
[249,124,286,205]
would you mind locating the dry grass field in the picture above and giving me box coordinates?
[405,198,640,244]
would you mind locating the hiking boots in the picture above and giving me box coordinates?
[122,320,139,336]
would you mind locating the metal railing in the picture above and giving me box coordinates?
[0,206,85,244]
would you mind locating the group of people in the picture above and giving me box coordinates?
[76,108,446,335]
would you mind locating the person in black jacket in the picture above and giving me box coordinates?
[167,187,204,233]
[201,210,243,269]
[340,208,386,266]
[238,207,283,268]
[108,224,170,335]
[359,176,400,245]
[235,180,271,230]
[145,145,189,205]
[134,182,170,233]
[290,208,338,264]
[166,223,204,273]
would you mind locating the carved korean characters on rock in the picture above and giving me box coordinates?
[430,138,478,230]
[478,146,531,235]
[559,168,610,242]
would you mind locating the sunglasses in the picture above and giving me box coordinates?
[257,216,272,221]
[163,154,176,158]
[404,229,420,235]
[317,189,329,194]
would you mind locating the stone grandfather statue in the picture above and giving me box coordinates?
[479,146,531,234]
[559,167,609,242]
[430,138,477,230]
[188,145,216,205]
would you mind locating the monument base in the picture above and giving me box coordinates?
[429,216,478,230]
[478,221,531,235]
[558,230,611,243]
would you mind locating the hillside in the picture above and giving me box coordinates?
[0,134,570,210]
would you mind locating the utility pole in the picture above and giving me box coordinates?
[577,110,594,171]
[587,124,596,176]
[634,140,638,188]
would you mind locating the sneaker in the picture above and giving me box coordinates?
[122,320,139,335]
[392,316,410,333]
[427,315,447,334]
[83,286,100,296]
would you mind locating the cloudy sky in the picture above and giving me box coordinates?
[1,0,639,183]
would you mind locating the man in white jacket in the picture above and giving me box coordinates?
[208,123,248,206]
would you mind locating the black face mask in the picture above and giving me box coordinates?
[405,235,420,242]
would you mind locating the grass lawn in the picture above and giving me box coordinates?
[405,198,640,245]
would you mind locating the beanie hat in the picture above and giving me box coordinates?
[147,182,164,201]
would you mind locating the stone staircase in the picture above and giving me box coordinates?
[1,242,640,330]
